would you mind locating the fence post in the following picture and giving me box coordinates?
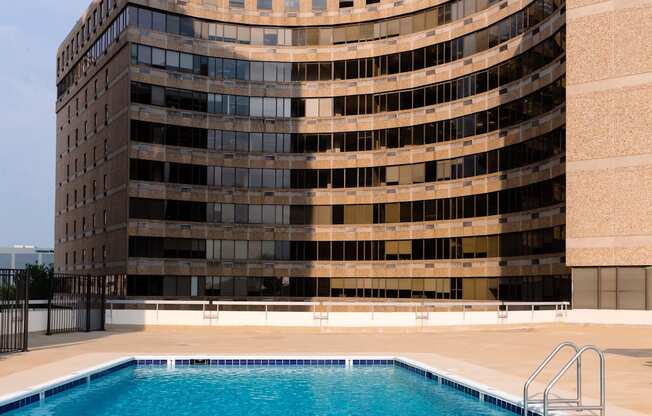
[100,276,106,331]
[46,273,53,336]
[85,276,91,332]
[22,270,30,352]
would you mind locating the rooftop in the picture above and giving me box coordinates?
[1,323,650,415]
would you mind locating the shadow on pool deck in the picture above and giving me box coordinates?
[604,348,652,358]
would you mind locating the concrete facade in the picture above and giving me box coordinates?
[55,0,569,300]
[566,0,652,309]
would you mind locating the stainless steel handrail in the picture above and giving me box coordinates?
[543,345,605,416]
[523,341,581,413]
[105,299,570,309]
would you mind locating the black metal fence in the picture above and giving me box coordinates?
[47,274,106,335]
[0,269,29,353]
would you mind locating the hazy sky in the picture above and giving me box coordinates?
[0,0,89,248]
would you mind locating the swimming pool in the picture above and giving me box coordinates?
[0,358,535,415]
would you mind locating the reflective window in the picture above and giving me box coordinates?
[285,0,299,10]
[130,226,564,262]
[128,27,563,89]
[123,0,562,47]
[131,76,564,149]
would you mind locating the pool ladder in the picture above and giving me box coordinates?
[523,341,605,416]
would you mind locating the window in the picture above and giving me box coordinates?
[138,8,152,29]
[152,48,165,67]
[230,0,245,7]
[236,60,249,80]
[179,17,194,37]
[257,0,272,9]
[339,0,353,8]
[166,14,180,34]
[312,0,326,10]
[180,53,193,72]
[262,169,276,188]
[152,11,166,32]
[262,134,276,153]
[263,29,278,45]
[166,50,180,70]
[235,168,248,187]
[285,0,299,10]
[236,132,249,151]
[264,62,276,81]
[263,97,276,117]
[223,59,236,79]
[235,205,248,223]
[250,98,263,117]
[251,62,264,81]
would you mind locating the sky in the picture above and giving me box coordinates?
[0,0,89,248]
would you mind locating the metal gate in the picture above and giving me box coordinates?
[47,274,106,335]
[0,269,29,352]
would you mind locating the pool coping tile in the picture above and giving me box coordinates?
[0,355,546,416]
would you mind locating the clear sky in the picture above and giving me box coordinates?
[0,0,89,248]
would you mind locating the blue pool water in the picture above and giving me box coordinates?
[7,365,514,415]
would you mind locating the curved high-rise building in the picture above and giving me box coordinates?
[55,0,569,300]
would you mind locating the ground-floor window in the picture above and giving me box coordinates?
[123,275,570,301]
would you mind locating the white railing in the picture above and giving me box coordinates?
[104,299,570,327]
[22,300,652,329]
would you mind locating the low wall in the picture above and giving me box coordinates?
[26,306,652,331]
[0,310,48,333]
[27,309,82,333]
[28,309,48,332]
[565,309,652,326]
[105,308,567,327]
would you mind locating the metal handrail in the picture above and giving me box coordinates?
[523,341,581,413]
[543,345,605,416]
[105,299,570,309]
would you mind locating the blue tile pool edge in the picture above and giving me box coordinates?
[0,356,543,416]
[0,357,136,415]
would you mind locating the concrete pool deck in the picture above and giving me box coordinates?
[0,324,650,415]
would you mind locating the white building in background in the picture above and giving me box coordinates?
[0,246,54,269]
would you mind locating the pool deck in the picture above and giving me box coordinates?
[0,324,650,415]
